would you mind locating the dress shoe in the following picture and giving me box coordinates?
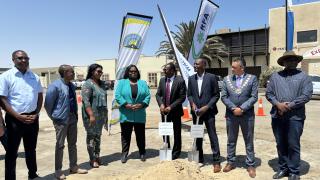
[69,166,88,174]
[140,154,146,162]
[121,155,128,163]
[272,170,289,179]
[96,157,103,165]
[223,163,235,172]
[90,160,99,168]
[213,164,222,173]
[247,166,256,178]
[55,170,66,180]
[288,174,300,180]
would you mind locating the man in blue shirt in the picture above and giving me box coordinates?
[44,65,87,180]
[0,50,43,180]
[266,51,313,180]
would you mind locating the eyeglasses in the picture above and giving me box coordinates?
[129,70,138,73]
[16,56,30,61]
[96,70,103,74]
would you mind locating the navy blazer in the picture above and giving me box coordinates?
[187,72,220,117]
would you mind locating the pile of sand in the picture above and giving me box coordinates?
[108,160,216,180]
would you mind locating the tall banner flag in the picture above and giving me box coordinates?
[187,0,219,66]
[116,13,153,79]
[108,13,152,134]
[157,5,195,87]
[286,0,294,51]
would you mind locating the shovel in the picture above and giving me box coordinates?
[188,115,200,162]
[159,115,172,161]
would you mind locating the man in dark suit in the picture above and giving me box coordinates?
[156,62,186,160]
[187,57,221,173]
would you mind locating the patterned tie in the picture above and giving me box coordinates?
[165,78,171,107]
[236,76,242,88]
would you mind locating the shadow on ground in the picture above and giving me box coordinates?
[268,158,310,175]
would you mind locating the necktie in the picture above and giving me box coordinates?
[236,76,242,88]
[165,78,171,106]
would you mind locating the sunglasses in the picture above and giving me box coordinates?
[96,70,103,74]
[16,56,30,61]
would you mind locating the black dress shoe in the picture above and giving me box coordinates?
[121,155,128,163]
[140,154,146,162]
[273,170,289,179]
[288,174,300,180]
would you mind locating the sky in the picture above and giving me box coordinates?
[0,0,319,68]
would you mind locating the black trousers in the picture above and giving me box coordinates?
[0,123,8,151]
[120,122,145,156]
[161,114,181,159]
[192,114,220,164]
[272,117,304,175]
[5,113,39,180]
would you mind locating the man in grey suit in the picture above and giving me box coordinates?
[156,62,186,159]
[187,57,221,173]
[221,58,258,178]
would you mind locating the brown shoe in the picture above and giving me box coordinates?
[213,164,221,173]
[223,163,235,172]
[247,166,256,178]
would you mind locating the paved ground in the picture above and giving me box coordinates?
[0,90,319,180]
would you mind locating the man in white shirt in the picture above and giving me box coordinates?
[0,50,43,180]
[187,57,221,172]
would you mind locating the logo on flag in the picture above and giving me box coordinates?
[123,34,142,49]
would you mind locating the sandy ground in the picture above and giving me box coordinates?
[0,90,320,180]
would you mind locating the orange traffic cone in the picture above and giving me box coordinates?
[182,107,191,122]
[256,98,266,116]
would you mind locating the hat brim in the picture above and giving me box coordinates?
[277,54,303,66]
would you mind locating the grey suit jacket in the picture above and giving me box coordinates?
[187,72,220,118]
[221,73,258,119]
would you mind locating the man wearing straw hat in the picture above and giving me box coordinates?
[266,51,313,180]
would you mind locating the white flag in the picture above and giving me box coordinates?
[187,0,219,66]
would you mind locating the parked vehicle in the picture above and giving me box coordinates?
[310,74,320,96]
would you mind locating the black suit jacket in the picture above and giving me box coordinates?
[156,75,186,117]
[187,72,220,117]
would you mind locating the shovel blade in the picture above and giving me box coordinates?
[159,149,172,161]
[188,150,199,162]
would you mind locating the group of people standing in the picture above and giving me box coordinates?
[0,49,313,180]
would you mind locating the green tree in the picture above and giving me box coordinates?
[156,20,228,67]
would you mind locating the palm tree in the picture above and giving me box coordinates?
[156,20,228,67]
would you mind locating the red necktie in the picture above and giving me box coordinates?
[165,78,171,107]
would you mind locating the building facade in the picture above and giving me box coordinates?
[269,1,320,75]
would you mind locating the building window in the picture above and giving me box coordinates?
[101,74,109,81]
[148,73,157,88]
[297,30,317,43]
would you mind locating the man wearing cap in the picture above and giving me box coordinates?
[266,51,313,180]
[221,58,258,178]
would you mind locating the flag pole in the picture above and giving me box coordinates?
[285,0,288,51]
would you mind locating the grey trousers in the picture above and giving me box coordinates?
[226,116,255,167]
[53,114,78,171]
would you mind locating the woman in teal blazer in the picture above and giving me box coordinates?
[115,65,150,163]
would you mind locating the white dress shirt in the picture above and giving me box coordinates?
[197,73,204,95]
